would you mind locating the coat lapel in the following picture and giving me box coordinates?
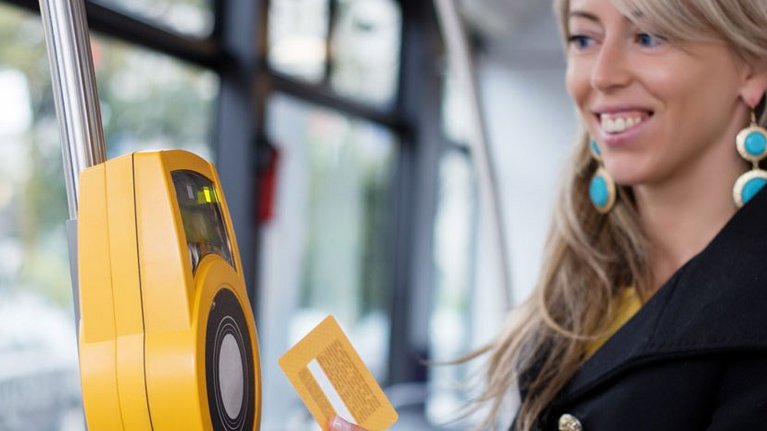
[552,188,767,407]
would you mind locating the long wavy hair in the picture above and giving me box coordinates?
[471,1,767,429]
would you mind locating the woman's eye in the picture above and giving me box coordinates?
[568,35,594,50]
[635,33,664,48]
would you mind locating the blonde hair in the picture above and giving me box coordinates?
[472,1,767,429]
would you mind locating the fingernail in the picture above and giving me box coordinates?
[330,416,351,431]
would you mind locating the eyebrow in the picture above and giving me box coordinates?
[568,9,643,28]
[569,10,600,23]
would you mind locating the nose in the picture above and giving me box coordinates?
[590,38,632,91]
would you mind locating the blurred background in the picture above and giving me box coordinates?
[0,0,575,429]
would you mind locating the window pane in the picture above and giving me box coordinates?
[0,6,81,430]
[441,68,472,146]
[330,0,401,107]
[93,35,218,160]
[0,4,217,431]
[426,150,477,425]
[268,0,330,82]
[92,0,214,37]
[259,93,397,429]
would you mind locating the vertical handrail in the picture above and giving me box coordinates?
[434,0,514,309]
[39,0,106,220]
[39,0,106,344]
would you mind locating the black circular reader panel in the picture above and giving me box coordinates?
[206,288,256,431]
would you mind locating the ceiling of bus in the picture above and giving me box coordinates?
[458,0,566,67]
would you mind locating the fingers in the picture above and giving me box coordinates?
[328,416,367,431]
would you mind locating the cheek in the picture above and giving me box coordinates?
[652,67,736,132]
[566,63,590,112]
[640,55,737,115]
[637,64,677,91]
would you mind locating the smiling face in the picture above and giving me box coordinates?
[565,0,753,188]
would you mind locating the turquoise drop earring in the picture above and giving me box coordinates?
[733,111,767,207]
[589,138,616,213]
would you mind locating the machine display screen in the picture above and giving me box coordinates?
[172,170,235,273]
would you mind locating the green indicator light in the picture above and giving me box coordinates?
[196,187,217,204]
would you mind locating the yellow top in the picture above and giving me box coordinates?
[584,287,642,358]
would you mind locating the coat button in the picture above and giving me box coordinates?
[558,413,582,431]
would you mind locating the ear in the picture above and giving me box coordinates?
[739,62,767,109]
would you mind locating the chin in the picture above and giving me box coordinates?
[603,157,659,187]
[604,166,644,187]
[611,174,641,186]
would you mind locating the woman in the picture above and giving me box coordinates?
[331,0,767,429]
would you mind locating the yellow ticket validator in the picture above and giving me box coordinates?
[279,316,398,431]
[78,149,261,430]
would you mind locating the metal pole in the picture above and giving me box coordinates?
[39,0,107,356]
[433,0,514,309]
[39,0,107,219]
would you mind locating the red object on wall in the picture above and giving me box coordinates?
[257,144,279,224]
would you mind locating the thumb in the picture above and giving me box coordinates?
[328,416,367,431]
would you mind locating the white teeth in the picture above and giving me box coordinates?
[601,115,643,133]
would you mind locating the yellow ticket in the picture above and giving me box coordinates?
[278,315,398,431]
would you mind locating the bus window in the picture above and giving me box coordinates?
[330,0,401,108]
[259,93,398,429]
[268,0,330,82]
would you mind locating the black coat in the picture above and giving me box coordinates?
[516,190,767,431]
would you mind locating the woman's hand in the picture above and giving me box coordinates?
[328,416,368,431]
